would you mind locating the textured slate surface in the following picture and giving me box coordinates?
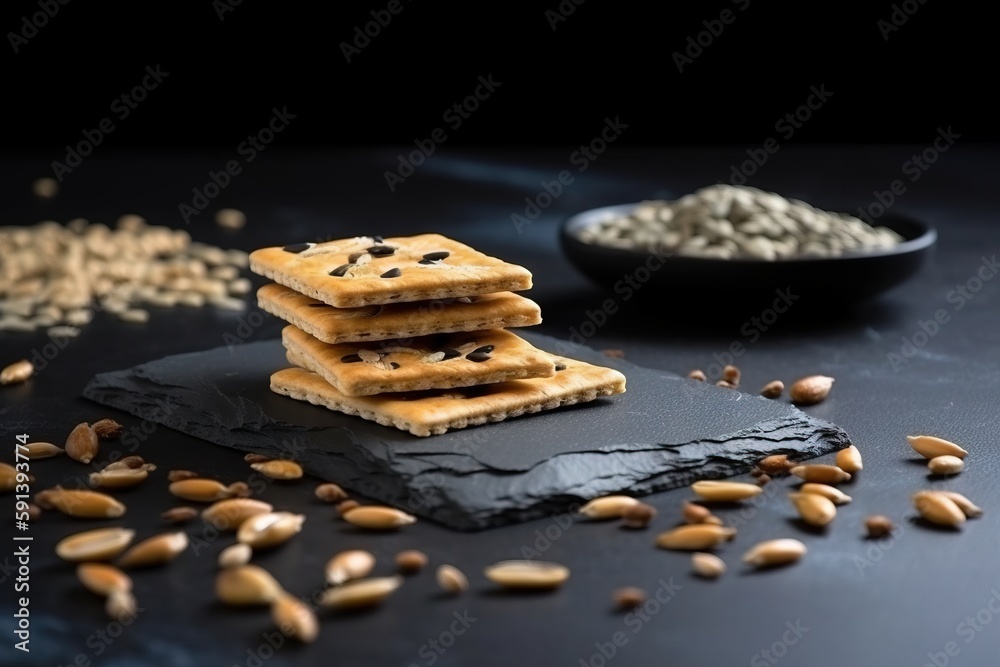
[81,332,851,530]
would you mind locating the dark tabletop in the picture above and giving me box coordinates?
[1,146,998,667]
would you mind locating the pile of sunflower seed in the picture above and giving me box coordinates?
[0,216,251,334]
[578,184,904,260]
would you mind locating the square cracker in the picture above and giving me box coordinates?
[249,233,533,307]
[257,284,542,344]
[282,324,557,396]
[270,354,627,437]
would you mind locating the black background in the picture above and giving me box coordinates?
[1,0,991,148]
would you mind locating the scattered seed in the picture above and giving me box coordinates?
[907,435,968,460]
[88,468,149,490]
[103,456,148,471]
[687,369,707,382]
[161,506,199,524]
[117,531,189,568]
[836,445,863,473]
[380,268,402,278]
[613,586,647,609]
[789,375,834,405]
[78,563,132,597]
[788,492,837,527]
[367,245,395,256]
[715,380,736,389]
[91,419,124,439]
[799,483,852,505]
[341,353,362,363]
[466,351,491,362]
[690,480,763,502]
[436,565,468,595]
[1,359,33,385]
[0,463,29,492]
[682,502,721,525]
[237,512,306,549]
[32,176,59,198]
[742,539,807,568]
[912,491,965,527]
[119,308,150,324]
[106,590,138,620]
[325,550,376,585]
[335,499,360,516]
[928,455,964,475]
[755,474,771,487]
[422,251,450,261]
[395,550,428,574]
[26,503,41,520]
[483,560,570,590]
[243,453,272,464]
[167,470,199,482]
[215,208,246,230]
[935,491,982,518]
[342,505,416,530]
[65,422,100,464]
[554,363,567,371]
[864,515,894,538]
[35,488,126,518]
[329,264,351,277]
[757,455,795,475]
[578,495,640,520]
[789,465,851,484]
[622,503,657,529]
[218,543,253,568]
[251,459,303,480]
[56,527,136,562]
[216,564,284,606]
[315,482,348,503]
[283,243,311,253]
[722,365,741,386]
[655,524,735,551]
[320,575,404,610]
[602,349,626,359]
[760,380,784,398]
[203,497,275,530]
[272,592,319,643]
[24,442,65,459]
[691,552,726,579]
[169,478,249,502]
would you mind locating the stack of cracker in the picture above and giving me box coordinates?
[249,233,626,436]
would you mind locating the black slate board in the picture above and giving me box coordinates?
[81,333,851,530]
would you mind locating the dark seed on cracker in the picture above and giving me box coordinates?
[389,362,400,369]
[373,235,384,243]
[341,353,362,363]
[440,348,462,360]
[282,243,311,253]
[466,351,491,362]
[329,264,351,277]
[472,345,495,355]
[347,252,366,263]
[555,363,567,371]
[422,251,450,261]
[380,268,402,278]
[368,245,395,256]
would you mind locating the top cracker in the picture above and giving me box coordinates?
[249,234,533,308]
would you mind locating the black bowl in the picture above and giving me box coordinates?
[559,203,936,305]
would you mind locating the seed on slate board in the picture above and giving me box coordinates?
[742,539,807,568]
[162,506,199,524]
[329,264,351,277]
[282,243,311,253]
[865,515,894,538]
[440,349,461,360]
[483,560,570,590]
[326,550,376,585]
[168,470,199,482]
[315,483,348,503]
[271,593,319,643]
[436,565,468,595]
[687,369,707,381]
[320,576,403,610]
[244,453,272,464]
[395,550,428,574]
[466,352,491,363]
[613,587,647,609]
[56,527,136,562]
[92,419,124,439]
[341,354,362,363]
[66,423,99,464]
[380,268,402,278]
[117,531,189,568]
[251,459,303,480]
[422,251,450,261]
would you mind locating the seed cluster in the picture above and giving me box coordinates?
[339,339,495,371]
[578,184,903,260]
[687,364,834,406]
[0,217,251,335]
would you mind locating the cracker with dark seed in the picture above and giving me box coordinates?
[270,354,626,437]
[282,325,556,397]
[250,234,532,307]
[256,284,542,344]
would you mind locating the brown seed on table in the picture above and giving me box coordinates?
[756,455,795,475]
[216,564,284,606]
[35,488,126,518]
[91,419,125,439]
[760,380,784,399]
[788,492,837,527]
[237,512,306,549]
[24,442,65,459]
[169,478,249,502]
[117,531,189,568]
[168,470,200,482]
[789,375,834,405]
[687,369,707,382]
[622,502,657,528]
[325,550,376,585]
[578,495,639,520]
[395,550,429,574]
[88,468,149,490]
[742,539,807,568]
[935,491,982,518]
[1,359,34,385]
[682,502,721,525]
[251,459,304,480]
[655,524,735,551]
[202,498,274,530]
[799,483,852,505]
[928,455,964,475]
[864,515,894,538]
[103,456,149,471]
[690,480,763,502]
[320,575,404,610]
[602,349,626,359]
[342,505,416,530]
[32,176,59,198]
[27,503,41,520]
[315,482,348,503]
[78,563,132,597]
[912,491,965,527]
[789,465,851,485]
[755,474,771,487]
[1,463,32,492]
[691,552,726,579]
[161,506,199,524]
[66,422,100,464]
[436,565,469,594]
[836,445,863,473]
[56,527,136,562]
[483,560,570,590]
[106,590,138,620]
[907,435,968,460]
[613,586,647,609]
[715,380,736,389]
[335,499,360,516]
[215,208,246,230]
[218,543,253,568]
[722,365,741,386]
[244,453,272,464]
[272,592,319,643]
